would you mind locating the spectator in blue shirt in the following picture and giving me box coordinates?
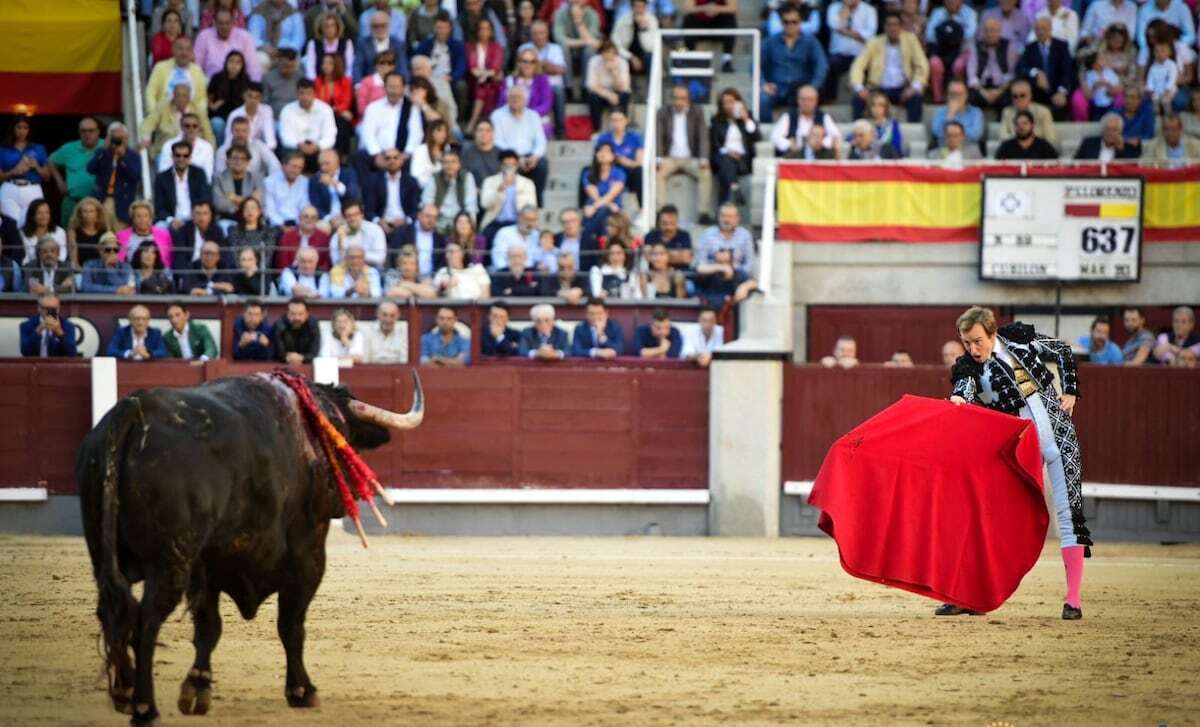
[420,306,471,366]
[581,143,626,240]
[1119,84,1155,147]
[1077,316,1124,365]
[0,116,51,227]
[760,4,829,120]
[19,294,77,358]
[248,0,307,56]
[79,232,136,294]
[233,299,275,361]
[594,109,643,207]
[931,80,985,147]
[633,308,683,359]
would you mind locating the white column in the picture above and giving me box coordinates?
[313,357,340,385]
[91,356,118,426]
[708,341,786,536]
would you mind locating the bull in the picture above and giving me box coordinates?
[76,370,423,725]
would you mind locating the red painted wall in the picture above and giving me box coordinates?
[0,360,709,495]
[782,364,1200,487]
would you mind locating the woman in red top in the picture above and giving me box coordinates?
[315,53,354,156]
[465,21,506,137]
[151,9,187,64]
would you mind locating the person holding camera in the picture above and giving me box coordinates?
[19,294,78,358]
[86,122,143,227]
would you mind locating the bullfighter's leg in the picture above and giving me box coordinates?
[132,570,184,726]
[278,550,325,708]
[178,586,221,716]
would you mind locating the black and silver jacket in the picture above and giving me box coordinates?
[950,323,1080,415]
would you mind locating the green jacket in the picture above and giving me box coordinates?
[163,323,219,360]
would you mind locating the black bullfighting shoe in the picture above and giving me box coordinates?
[1062,604,1083,620]
[934,603,982,616]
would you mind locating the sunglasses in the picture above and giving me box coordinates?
[102,247,119,253]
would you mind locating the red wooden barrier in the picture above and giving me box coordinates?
[0,360,708,494]
[782,364,1200,487]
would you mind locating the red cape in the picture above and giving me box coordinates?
[808,395,1049,613]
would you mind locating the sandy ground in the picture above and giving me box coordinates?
[1,534,1198,727]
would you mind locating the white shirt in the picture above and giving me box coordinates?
[769,111,841,152]
[278,98,337,150]
[192,226,206,261]
[331,221,388,268]
[522,41,566,87]
[320,329,366,360]
[170,324,199,360]
[359,97,424,155]
[227,103,278,149]
[669,111,691,158]
[382,171,405,222]
[363,324,408,363]
[21,228,68,264]
[881,43,906,89]
[433,264,490,300]
[826,1,878,57]
[430,41,452,79]
[410,144,440,187]
[682,324,725,358]
[173,170,192,222]
[157,136,215,181]
[491,225,541,271]
[721,119,755,156]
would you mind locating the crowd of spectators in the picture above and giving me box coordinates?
[814,304,1198,369]
[755,0,1200,163]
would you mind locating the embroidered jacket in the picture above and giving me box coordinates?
[950,322,1080,414]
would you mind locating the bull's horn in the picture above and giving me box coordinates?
[349,370,424,430]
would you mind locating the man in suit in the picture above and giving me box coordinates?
[178,240,236,295]
[655,84,713,224]
[482,302,522,357]
[355,10,409,82]
[212,144,265,221]
[87,122,142,226]
[308,149,362,232]
[170,201,227,272]
[163,301,219,361]
[633,308,683,359]
[848,12,930,122]
[1141,114,1200,165]
[479,150,537,242]
[1015,17,1074,120]
[1075,113,1141,160]
[389,203,445,276]
[23,237,75,295]
[571,299,625,359]
[364,146,422,242]
[20,294,77,357]
[491,245,542,296]
[519,302,570,360]
[107,304,169,361]
[153,140,214,227]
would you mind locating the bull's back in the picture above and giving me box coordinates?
[97,378,312,568]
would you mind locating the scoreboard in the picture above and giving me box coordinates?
[980,176,1144,282]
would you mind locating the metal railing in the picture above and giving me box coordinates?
[640,27,762,233]
[123,0,154,202]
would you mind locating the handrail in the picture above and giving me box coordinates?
[640,27,761,234]
[124,0,154,202]
[758,164,777,301]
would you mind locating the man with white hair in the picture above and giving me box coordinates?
[518,303,569,360]
[490,245,541,296]
[277,247,324,298]
[1074,113,1139,160]
[847,119,900,160]
[489,82,548,205]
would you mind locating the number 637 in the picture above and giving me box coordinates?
[1081,226,1135,254]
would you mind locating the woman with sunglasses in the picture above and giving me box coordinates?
[79,232,137,294]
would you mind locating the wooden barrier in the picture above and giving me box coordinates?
[806,305,1184,365]
[0,359,708,495]
[781,364,1200,487]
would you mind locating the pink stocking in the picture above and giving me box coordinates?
[1062,545,1085,608]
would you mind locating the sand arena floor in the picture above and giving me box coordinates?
[1,533,1198,726]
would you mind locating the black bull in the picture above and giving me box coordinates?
[76,371,423,725]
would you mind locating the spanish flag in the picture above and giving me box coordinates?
[777,163,1200,244]
[0,0,122,115]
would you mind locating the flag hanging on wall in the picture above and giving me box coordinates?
[0,0,122,115]
[777,163,1200,244]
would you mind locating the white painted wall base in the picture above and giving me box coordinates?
[0,488,48,502]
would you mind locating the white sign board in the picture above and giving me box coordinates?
[980,176,1143,282]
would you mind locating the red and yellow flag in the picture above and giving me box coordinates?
[0,0,122,115]
[777,163,1200,244]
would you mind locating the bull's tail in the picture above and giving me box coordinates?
[95,397,143,712]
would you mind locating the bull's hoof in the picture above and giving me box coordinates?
[178,674,213,716]
[130,702,160,725]
[111,687,134,714]
[285,685,320,708]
